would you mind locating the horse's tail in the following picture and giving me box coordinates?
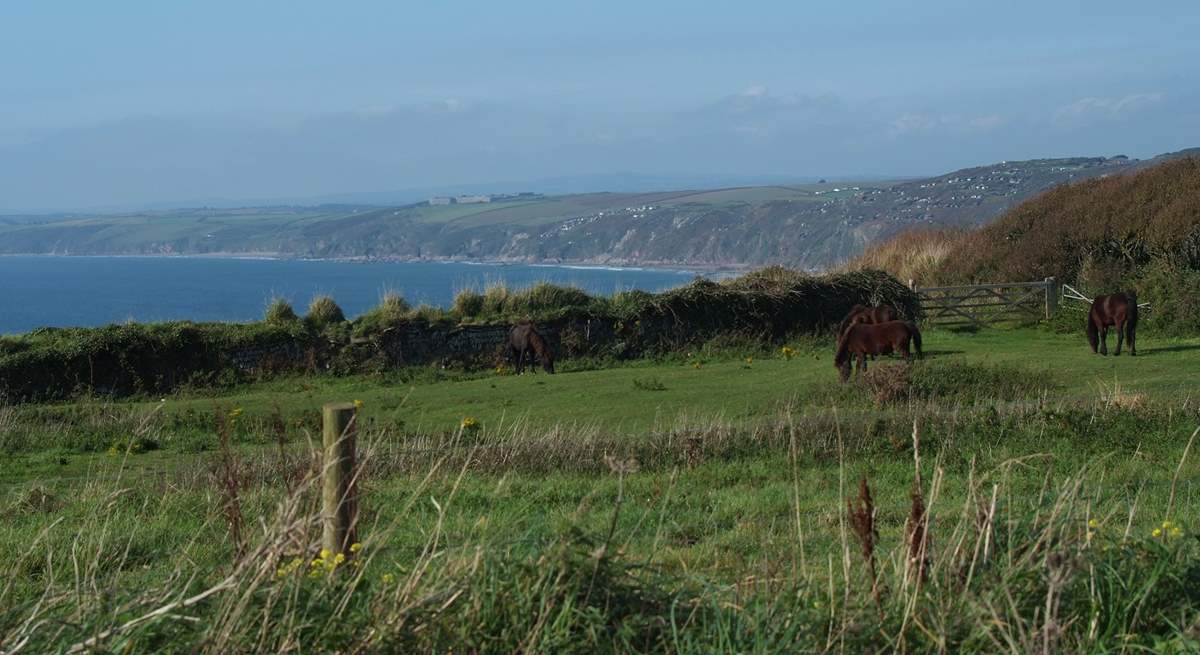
[529,328,555,373]
[1086,311,1099,353]
[909,322,923,359]
[1126,291,1139,328]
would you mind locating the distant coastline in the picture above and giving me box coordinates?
[0,251,746,275]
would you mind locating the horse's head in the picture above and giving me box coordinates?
[542,355,555,374]
[836,358,851,382]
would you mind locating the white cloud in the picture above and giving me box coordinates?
[1054,93,1163,123]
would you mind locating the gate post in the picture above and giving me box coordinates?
[1044,277,1059,318]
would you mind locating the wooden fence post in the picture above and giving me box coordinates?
[322,402,359,555]
[1044,277,1059,318]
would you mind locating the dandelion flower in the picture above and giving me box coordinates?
[1152,528,1162,538]
[353,399,364,410]
[319,548,332,560]
[349,542,363,553]
[333,553,346,565]
[1088,518,1099,529]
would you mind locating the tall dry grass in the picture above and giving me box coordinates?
[3,396,1200,652]
[838,226,972,287]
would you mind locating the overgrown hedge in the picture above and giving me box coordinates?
[0,268,918,402]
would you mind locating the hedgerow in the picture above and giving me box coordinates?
[0,268,918,402]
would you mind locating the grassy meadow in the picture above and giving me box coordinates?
[3,326,1200,652]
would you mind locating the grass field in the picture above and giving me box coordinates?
[3,327,1200,651]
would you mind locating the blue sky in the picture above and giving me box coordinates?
[1,1,1197,210]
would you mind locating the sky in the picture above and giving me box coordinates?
[1,1,1197,211]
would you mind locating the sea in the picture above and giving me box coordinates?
[0,256,706,335]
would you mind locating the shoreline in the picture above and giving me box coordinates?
[0,252,751,275]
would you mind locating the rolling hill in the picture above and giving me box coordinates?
[2,148,1195,269]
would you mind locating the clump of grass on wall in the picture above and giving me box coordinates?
[306,295,346,330]
[263,298,299,325]
[354,291,412,334]
[452,289,486,319]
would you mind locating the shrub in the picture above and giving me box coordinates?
[263,298,299,325]
[1134,259,1200,336]
[306,295,346,329]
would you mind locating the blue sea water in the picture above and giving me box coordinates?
[0,256,704,335]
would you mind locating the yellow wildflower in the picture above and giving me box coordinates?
[1170,526,1183,538]
[381,572,396,584]
[229,407,244,419]
[319,548,332,560]
[461,416,480,432]
[333,553,346,565]
[349,542,363,553]
[353,399,364,409]
[1088,518,1099,529]
[1152,528,1162,538]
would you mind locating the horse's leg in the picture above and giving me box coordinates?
[1114,318,1125,356]
[1128,322,1137,356]
[1099,325,1109,355]
[516,346,526,374]
[900,338,911,360]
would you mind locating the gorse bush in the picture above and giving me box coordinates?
[306,295,345,329]
[263,298,298,324]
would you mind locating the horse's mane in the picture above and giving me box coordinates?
[838,305,869,335]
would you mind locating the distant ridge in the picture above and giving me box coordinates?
[0,148,1193,270]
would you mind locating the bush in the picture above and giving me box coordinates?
[1134,259,1200,336]
[306,295,346,329]
[263,298,298,324]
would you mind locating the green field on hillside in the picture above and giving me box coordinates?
[4,326,1200,651]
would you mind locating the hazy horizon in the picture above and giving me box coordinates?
[3,1,1197,212]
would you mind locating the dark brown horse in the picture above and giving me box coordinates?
[838,304,899,336]
[507,323,555,374]
[834,320,923,382]
[1087,292,1138,356]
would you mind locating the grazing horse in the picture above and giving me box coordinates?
[838,304,899,336]
[1087,292,1138,356]
[838,305,900,360]
[834,320,923,382]
[507,322,555,374]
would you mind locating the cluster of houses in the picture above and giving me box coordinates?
[428,192,541,206]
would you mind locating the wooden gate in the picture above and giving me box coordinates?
[913,278,1059,328]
